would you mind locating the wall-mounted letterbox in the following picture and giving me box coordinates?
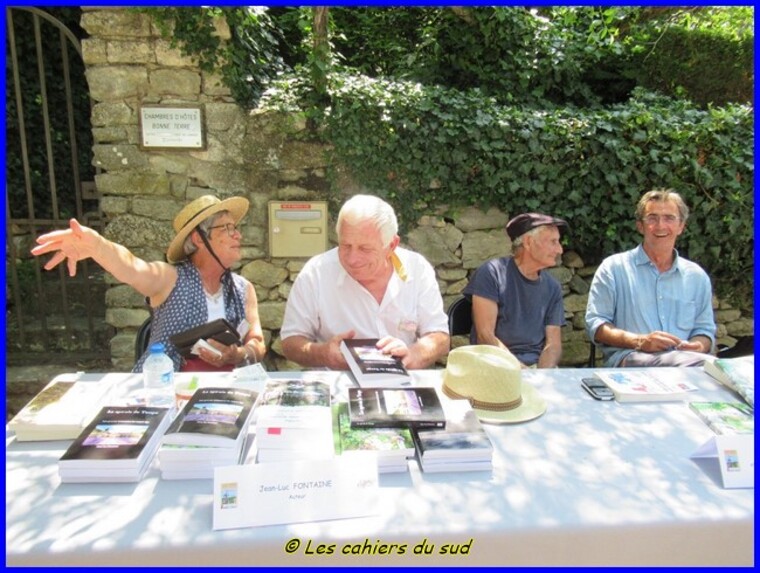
[268,201,328,258]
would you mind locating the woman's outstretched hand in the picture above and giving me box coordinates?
[31,218,99,277]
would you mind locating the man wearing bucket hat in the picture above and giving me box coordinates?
[463,212,568,368]
[31,195,266,372]
[281,194,450,370]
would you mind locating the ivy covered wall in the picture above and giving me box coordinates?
[81,8,753,371]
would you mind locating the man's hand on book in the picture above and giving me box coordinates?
[378,335,436,370]
[377,336,409,359]
[322,330,355,370]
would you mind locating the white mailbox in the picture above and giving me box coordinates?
[268,201,329,258]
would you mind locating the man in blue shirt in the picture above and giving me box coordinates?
[586,189,716,367]
[464,212,567,368]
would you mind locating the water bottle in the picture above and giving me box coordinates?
[143,342,175,407]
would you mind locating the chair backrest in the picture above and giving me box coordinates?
[134,316,153,363]
[716,335,754,359]
[587,343,597,367]
[447,296,473,338]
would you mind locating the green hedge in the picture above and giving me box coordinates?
[265,74,754,306]
[633,27,753,107]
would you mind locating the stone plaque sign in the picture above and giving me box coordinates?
[139,104,206,150]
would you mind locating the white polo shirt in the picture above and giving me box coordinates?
[280,247,449,346]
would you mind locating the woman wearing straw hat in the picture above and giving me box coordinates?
[31,195,266,373]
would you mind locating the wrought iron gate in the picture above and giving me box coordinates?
[5,7,112,363]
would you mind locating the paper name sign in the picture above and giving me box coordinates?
[212,457,379,530]
[691,434,754,489]
[233,363,269,389]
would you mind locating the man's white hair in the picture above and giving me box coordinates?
[336,194,398,247]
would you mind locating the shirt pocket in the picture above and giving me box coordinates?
[675,300,698,331]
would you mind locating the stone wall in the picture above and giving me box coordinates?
[80,8,753,371]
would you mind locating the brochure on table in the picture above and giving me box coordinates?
[691,434,754,489]
[212,455,379,530]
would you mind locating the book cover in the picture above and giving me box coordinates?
[256,425,334,451]
[340,339,411,387]
[58,406,172,482]
[162,387,258,448]
[593,369,698,402]
[704,355,754,408]
[60,405,171,465]
[333,402,415,459]
[9,375,115,441]
[689,401,754,435]
[347,387,445,429]
[255,379,334,461]
[412,402,493,462]
[255,379,332,431]
[169,318,242,358]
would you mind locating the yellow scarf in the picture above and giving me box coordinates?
[390,251,408,281]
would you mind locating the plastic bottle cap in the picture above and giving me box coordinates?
[149,342,165,353]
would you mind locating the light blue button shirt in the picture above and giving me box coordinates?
[585,245,716,367]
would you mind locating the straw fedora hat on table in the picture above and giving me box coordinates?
[442,345,547,424]
[166,195,249,264]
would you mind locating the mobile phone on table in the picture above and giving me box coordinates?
[581,377,615,401]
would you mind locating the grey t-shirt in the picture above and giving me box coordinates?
[463,256,565,365]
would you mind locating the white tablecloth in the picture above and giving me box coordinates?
[6,368,754,566]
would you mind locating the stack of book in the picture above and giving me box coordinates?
[703,355,754,408]
[689,401,754,435]
[58,405,172,483]
[158,386,258,480]
[9,374,117,442]
[159,436,256,480]
[333,403,414,473]
[254,379,334,463]
[412,398,494,473]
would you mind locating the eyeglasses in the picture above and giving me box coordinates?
[207,223,240,237]
[641,214,680,225]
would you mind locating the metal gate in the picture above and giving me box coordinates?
[5,7,112,364]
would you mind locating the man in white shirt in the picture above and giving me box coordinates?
[280,194,450,369]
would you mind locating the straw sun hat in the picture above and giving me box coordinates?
[442,345,547,424]
[166,195,249,263]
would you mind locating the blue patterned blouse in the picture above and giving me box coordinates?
[132,261,248,372]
